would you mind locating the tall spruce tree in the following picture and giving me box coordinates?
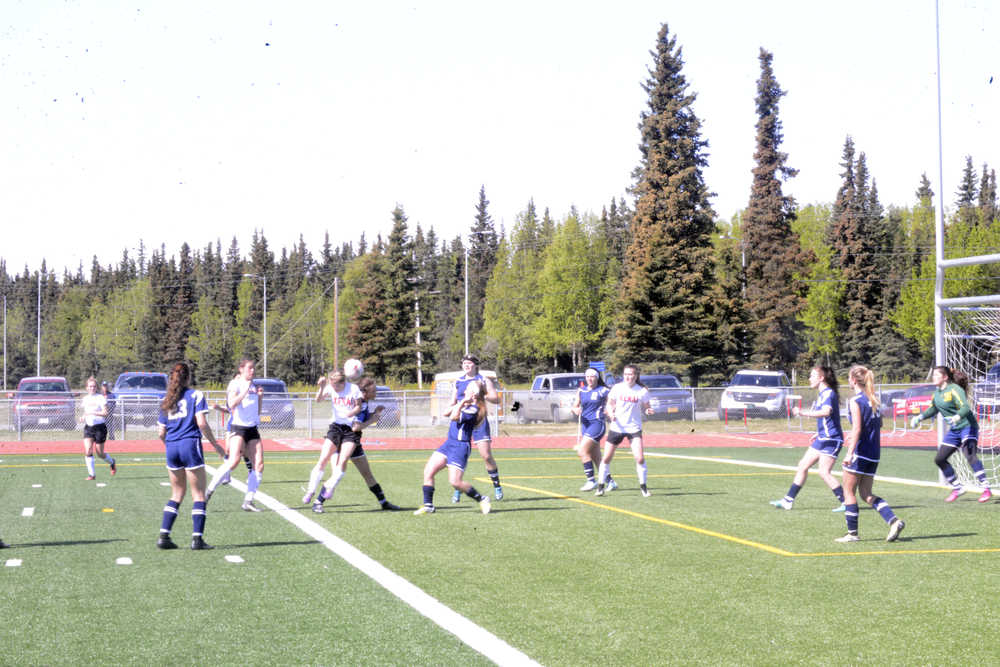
[468,186,499,352]
[955,155,978,227]
[614,24,718,383]
[741,49,811,369]
[380,206,417,381]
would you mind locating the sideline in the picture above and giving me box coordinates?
[210,466,540,667]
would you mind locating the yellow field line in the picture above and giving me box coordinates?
[486,479,1000,558]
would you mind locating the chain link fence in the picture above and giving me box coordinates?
[1,383,950,441]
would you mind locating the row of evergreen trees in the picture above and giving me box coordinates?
[1,25,997,388]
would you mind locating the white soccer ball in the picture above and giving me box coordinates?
[343,358,364,381]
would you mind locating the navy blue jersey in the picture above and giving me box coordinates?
[579,386,610,422]
[454,373,486,411]
[848,392,881,462]
[158,389,209,442]
[813,387,844,442]
[447,408,479,442]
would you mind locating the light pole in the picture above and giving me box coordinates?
[243,273,268,377]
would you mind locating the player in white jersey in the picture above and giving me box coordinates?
[80,376,116,480]
[205,359,265,511]
[596,365,654,497]
[306,373,400,512]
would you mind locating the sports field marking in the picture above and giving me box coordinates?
[21,507,34,517]
[494,479,1000,558]
[208,467,540,667]
[6,559,22,567]
[31,484,41,488]
[116,557,133,565]
[225,555,244,563]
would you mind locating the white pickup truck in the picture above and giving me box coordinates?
[510,373,588,423]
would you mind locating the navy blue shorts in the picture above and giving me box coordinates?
[471,417,491,444]
[942,424,978,451]
[436,437,472,470]
[580,418,606,442]
[810,438,843,457]
[844,456,878,477]
[83,423,108,444]
[231,425,261,443]
[165,436,206,471]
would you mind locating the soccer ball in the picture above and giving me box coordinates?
[343,358,364,381]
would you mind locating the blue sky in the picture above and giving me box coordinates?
[0,0,995,274]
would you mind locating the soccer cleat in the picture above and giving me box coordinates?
[770,498,793,510]
[157,535,178,550]
[886,518,905,542]
[640,484,651,498]
[580,480,598,491]
[380,501,401,511]
[978,489,993,503]
[190,536,214,550]
[594,484,605,497]
[494,486,504,501]
[832,503,847,513]
[241,500,262,512]
[85,475,96,481]
[109,459,117,476]
[835,532,859,543]
[607,478,619,492]
[220,470,232,486]
[945,487,966,503]
[479,497,492,514]
[413,505,435,515]
[0,539,7,549]
[451,489,461,504]
[311,502,324,514]
[302,491,314,505]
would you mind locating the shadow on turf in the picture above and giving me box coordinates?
[10,538,128,548]
[893,531,976,542]
[225,539,321,549]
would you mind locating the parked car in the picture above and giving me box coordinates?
[113,371,168,426]
[509,373,588,423]
[892,384,936,419]
[369,386,401,428]
[12,376,75,431]
[253,378,296,429]
[643,374,695,421]
[718,369,792,419]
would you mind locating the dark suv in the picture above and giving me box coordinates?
[113,372,168,426]
[254,378,296,429]
[12,376,75,431]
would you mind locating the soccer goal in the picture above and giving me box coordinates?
[941,306,1000,488]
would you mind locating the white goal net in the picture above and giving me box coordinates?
[943,306,1000,488]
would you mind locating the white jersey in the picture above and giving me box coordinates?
[608,382,650,434]
[325,382,363,426]
[81,393,107,426]
[227,377,261,427]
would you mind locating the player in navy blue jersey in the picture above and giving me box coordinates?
[449,354,503,503]
[415,381,492,515]
[770,366,846,512]
[571,368,617,491]
[156,362,223,550]
[910,366,992,503]
[836,365,904,543]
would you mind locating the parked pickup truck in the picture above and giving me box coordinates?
[510,373,588,423]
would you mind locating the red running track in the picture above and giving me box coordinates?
[0,429,938,455]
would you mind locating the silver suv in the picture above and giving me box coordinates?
[718,369,791,419]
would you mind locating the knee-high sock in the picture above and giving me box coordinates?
[207,465,229,493]
[191,501,207,537]
[598,462,608,485]
[244,470,261,501]
[845,503,860,533]
[160,500,180,535]
[322,468,346,494]
[307,465,325,496]
[636,462,648,486]
[85,456,96,476]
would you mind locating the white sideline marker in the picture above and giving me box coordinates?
[116,557,133,565]
[6,559,22,567]
[160,482,170,487]
[225,555,244,563]
[96,483,107,488]
[207,467,540,667]
[21,507,34,517]
[31,484,42,488]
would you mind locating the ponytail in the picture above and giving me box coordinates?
[849,365,880,414]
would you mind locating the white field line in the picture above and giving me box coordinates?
[207,466,540,667]
[645,452,958,489]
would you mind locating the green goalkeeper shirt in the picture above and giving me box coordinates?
[918,382,977,431]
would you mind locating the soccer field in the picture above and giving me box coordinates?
[2,445,998,665]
